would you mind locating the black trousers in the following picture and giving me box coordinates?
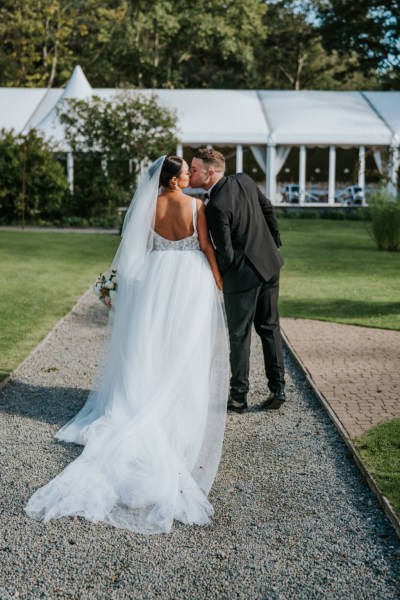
[223,274,285,402]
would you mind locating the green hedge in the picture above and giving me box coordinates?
[369,192,400,252]
[275,207,371,221]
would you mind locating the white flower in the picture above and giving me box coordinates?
[104,280,114,289]
[94,284,102,296]
[109,290,116,301]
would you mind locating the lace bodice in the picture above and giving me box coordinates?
[153,198,200,251]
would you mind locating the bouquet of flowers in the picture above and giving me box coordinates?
[94,269,117,309]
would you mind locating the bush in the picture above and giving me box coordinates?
[369,192,400,251]
[275,206,371,221]
[58,93,178,221]
[60,215,120,229]
[0,129,68,224]
[298,209,320,219]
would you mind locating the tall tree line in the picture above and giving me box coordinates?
[0,0,398,90]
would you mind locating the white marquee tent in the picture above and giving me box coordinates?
[1,65,399,203]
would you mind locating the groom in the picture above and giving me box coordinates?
[190,148,285,413]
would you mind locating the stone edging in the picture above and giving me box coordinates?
[0,288,93,394]
[281,330,400,540]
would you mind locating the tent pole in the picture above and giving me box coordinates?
[328,146,336,205]
[358,146,366,203]
[236,144,243,173]
[67,152,74,194]
[266,144,276,203]
[299,145,306,205]
[176,144,183,158]
[389,146,399,195]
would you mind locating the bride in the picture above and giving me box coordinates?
[25,155,229,534]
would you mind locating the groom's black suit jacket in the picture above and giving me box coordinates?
[205,173,284,293]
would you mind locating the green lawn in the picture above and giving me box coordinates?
[279,219,400,330]
[1,220,399,382]
[355,420,400,515]
[0,231,119,382]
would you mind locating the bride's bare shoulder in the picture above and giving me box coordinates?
[182,192,196,202]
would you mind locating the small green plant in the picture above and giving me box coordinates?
[369,191,400,252]
[355,419,400,514]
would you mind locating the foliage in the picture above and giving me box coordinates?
[259,1,378,90]
[0,128,68,224]
[0,0,127,87]
[368,192,400,251]
[316,0,400,88]
[0,0,386,90]
[0,231,119,382]
[355,419,400,514]
[279,219,400,330]
[275,207,371,221]
[58,92,178,218]
[85,0,267,89]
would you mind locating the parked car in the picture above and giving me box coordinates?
[338,185,365,205]
[282,184,300,203]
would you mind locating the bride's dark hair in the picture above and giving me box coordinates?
[159,155,183,188]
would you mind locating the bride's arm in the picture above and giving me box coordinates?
[196,200,223,290]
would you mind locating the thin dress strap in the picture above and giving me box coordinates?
[191,197,198,233]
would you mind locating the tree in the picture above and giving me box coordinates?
[0,0,391,90]
[0,0,267,89]
[315,0,400,88]
[0,0,127,87]
[257,0,379,90]
[58,92,178,218]
[99,0,267,89]
[0,129,68,223]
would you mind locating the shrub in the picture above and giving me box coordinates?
[298,209,320,219]
[58,93,178,221]
[0,129,68,224]
[369,192,400,251]
[275,207,370,221]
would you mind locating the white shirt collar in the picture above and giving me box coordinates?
[204,181,219,205]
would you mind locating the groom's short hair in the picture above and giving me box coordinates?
[194,148,225,173]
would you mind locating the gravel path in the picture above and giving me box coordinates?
[0,292,399,599]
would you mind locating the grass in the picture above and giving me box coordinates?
[279,219,400,330]
[0,231,119,382]
[1,219,399,382]
[355,420,400,515]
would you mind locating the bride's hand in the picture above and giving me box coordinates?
[216,277,223,291]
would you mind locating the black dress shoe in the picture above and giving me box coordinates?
[262,389,286,410]
[227,397,248,413]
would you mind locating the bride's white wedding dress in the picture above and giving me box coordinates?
[25,193,229,534]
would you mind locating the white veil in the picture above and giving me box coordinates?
[56,155,167,442]
[112,154,166,278]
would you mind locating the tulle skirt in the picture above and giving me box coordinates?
[25,249,229,533]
